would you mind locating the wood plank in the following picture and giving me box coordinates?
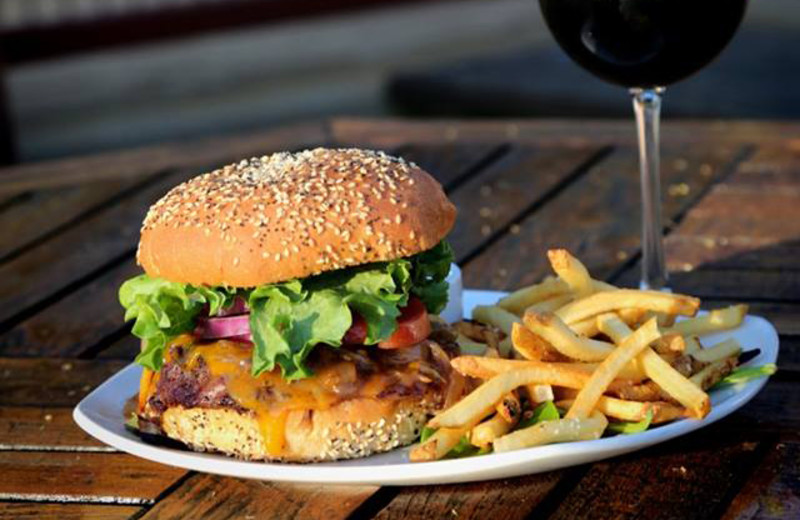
[374,472,563,520]
[139,473,376,520]
[0,358,127,407]
[722,441,800,519]
[397,142,507,191]
[462,142,742,290]
[446,144,605,263]
[329,118,800,148]
[0,503,141,519]
[664,238,800,272]
[0,177,150,263]
[96,335,141,360]
[0,167,193,328]
[666,189,800,244]
[547,435,765,520]
[0,406,111,451]
[666,270,800,301]
[776,336,800,373]
[716,380,800,438]
[0,451,185,504]
[660,144,800,275]
[0,260,141,357]
[0,121,327,195]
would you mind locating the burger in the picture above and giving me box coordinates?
[120,148,464,462]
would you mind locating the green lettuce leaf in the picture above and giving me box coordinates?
[420,426,437,443]
[417,427,490,459]
[120,240,454,378]
[606,409,654,435]
[248,282,352,379]
[517,400,561,430]
[118,275,237,371]
[410,240,453,314]
[710,363,777,389]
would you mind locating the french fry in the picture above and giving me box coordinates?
[430,365,596,428]
[592,280,618,292]
[569,361,646,382]
[666,304,748,337]
[569,317,601,338]
[690,357,738,390]
[684,336,702,357]
[618,307,650,327]
[566,319,661,419]
[639,349,710,418]
[597,312,684,355]
[556,290,700,325]
[525,294,573,314]
[493,412,608,452]
[524,311,614,361]
[497,276,570,315]
[691,338,742,364]
[485,347,501,359]
[410,248,757,462]
[511,322,567,362]
[547,249,594,297]
[450,356,645,383]
[470,414,514,448]
[596,313,710,418]
[473,305,521,335]
[496,392,522,423]
[653,334,686,355]
[642,310,677,328]
[595,312,631,343]
[526,384,555,404]
[556,397,685,424]
[409,426,469,462]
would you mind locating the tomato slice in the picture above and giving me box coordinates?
[378,296,431,349]
[342,297,431,349]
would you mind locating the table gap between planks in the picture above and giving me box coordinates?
[0,118,797,519]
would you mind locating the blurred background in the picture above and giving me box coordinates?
[1,0,797,163]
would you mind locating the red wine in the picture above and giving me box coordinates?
[539,0,747,87]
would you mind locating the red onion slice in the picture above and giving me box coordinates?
[196,314,251,339]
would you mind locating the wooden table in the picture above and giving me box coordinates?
[1,118,798,519]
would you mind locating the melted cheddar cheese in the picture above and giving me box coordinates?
[140,335,428,457]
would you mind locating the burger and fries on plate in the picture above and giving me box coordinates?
[105,147,774,468]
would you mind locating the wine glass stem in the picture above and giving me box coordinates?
[631,87,668,290]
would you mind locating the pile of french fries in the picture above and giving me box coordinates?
[410,249,751,462]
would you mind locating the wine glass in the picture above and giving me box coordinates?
[538,0,747,289]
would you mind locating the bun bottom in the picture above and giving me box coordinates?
[159,397,434,462]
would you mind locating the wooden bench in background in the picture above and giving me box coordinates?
[0,0,432,165]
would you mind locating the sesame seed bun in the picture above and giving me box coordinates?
[137,148,456,287]
[158,397,434,462]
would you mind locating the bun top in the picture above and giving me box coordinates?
[137,148,456,287]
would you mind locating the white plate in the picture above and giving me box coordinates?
[74,289,778,485]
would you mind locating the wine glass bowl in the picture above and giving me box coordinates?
[539,0,748,88]
[539,0,747,289]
